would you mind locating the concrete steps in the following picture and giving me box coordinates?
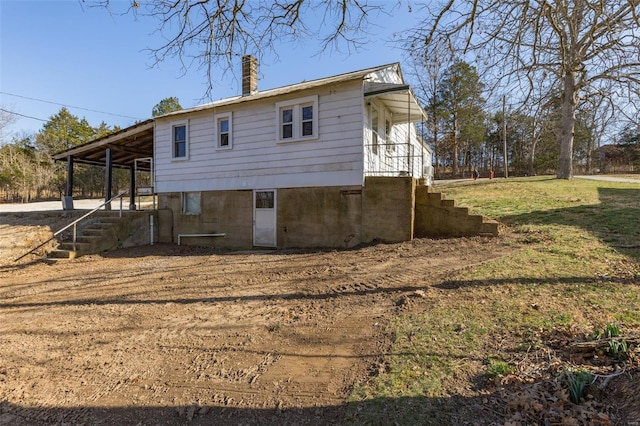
[48,249,78,260]
[480,220,499,236]
[48,215,122,260]
[47,211,154,260]
[415,187,499,237]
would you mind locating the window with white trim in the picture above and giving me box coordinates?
[215,112,233,149]
[182,192,201,215]
[275,95,318,142]
[171,121,188,159]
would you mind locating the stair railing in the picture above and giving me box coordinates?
[14,190,129,262]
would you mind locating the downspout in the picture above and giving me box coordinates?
[407,91,411,175]
[421,120,424,179]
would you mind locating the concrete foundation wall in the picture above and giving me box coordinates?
[278,186,363,248]
[362,177,415,243]
[120,212,158,248]
[156,179,495,250]
[157,178,418,249]
[158,191,253,249]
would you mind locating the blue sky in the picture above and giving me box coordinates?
[0,0,422,138]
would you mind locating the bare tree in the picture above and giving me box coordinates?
[578,91,616,174]
[88,0,385,98]
[411,0,640,179]
[0,106,17,142]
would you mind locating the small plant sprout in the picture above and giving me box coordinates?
[607,339,628,359]
[565,369,594,404]
[604,323,621,338]
[592,323,628,359]
[486,358,513,377]
[594,322,621,339]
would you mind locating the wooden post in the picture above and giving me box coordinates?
[105,148,113,210]
[62,155,75,210]
[66,155,74,197]
[129,165,136,210]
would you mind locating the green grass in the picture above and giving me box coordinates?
[346,176,640,424]
[486,358,513,377]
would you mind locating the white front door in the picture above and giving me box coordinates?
[253,190,276,247]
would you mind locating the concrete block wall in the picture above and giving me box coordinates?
[158,191,253,249]
[155,177,495,250]
[278,186,363,249]
[279,178,416,247]
[118,211,158,248]
[157,178,417,250]
[361,177,415,243]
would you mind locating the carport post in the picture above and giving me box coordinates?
[105,148,113,210]
[129,165,136,210]
[62,155,74,210]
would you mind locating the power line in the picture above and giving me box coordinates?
[0,91,142,120]
[0,108,47,122]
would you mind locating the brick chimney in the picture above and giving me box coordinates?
[241,55,258,96]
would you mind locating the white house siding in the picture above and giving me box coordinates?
[154,80,366,193]
[365,65,404,85]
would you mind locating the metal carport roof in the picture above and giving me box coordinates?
[52,119,154,170]
[364,82,426,123]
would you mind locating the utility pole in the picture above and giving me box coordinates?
[503,95,508,178]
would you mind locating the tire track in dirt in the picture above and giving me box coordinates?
[0,235,517,425]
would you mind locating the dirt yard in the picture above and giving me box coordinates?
[0,214,516,425]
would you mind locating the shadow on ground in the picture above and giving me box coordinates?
[504,187,640,262]
[0,393,505,426]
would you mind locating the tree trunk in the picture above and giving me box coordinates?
[557,71,578,179]
[585,131,596,174]
[528,117,538,176]
[528,138,537,176]
[432,107,440,178]
[452,115,459,177]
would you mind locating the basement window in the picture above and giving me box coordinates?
[182,192,201,215]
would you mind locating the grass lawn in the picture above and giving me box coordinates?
[346,176,640,425]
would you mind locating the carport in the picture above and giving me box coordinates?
[52,119,154,210]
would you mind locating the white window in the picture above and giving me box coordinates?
[182,192,201,215]
[275,95,318,142]
[171,120,189,159]
[215,112,233,149]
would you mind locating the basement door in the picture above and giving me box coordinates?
[253,190,277,247]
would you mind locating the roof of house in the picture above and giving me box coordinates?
[156,62,402,120]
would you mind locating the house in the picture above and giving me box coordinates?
[152,57,432,248]
[54,58,497,252]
